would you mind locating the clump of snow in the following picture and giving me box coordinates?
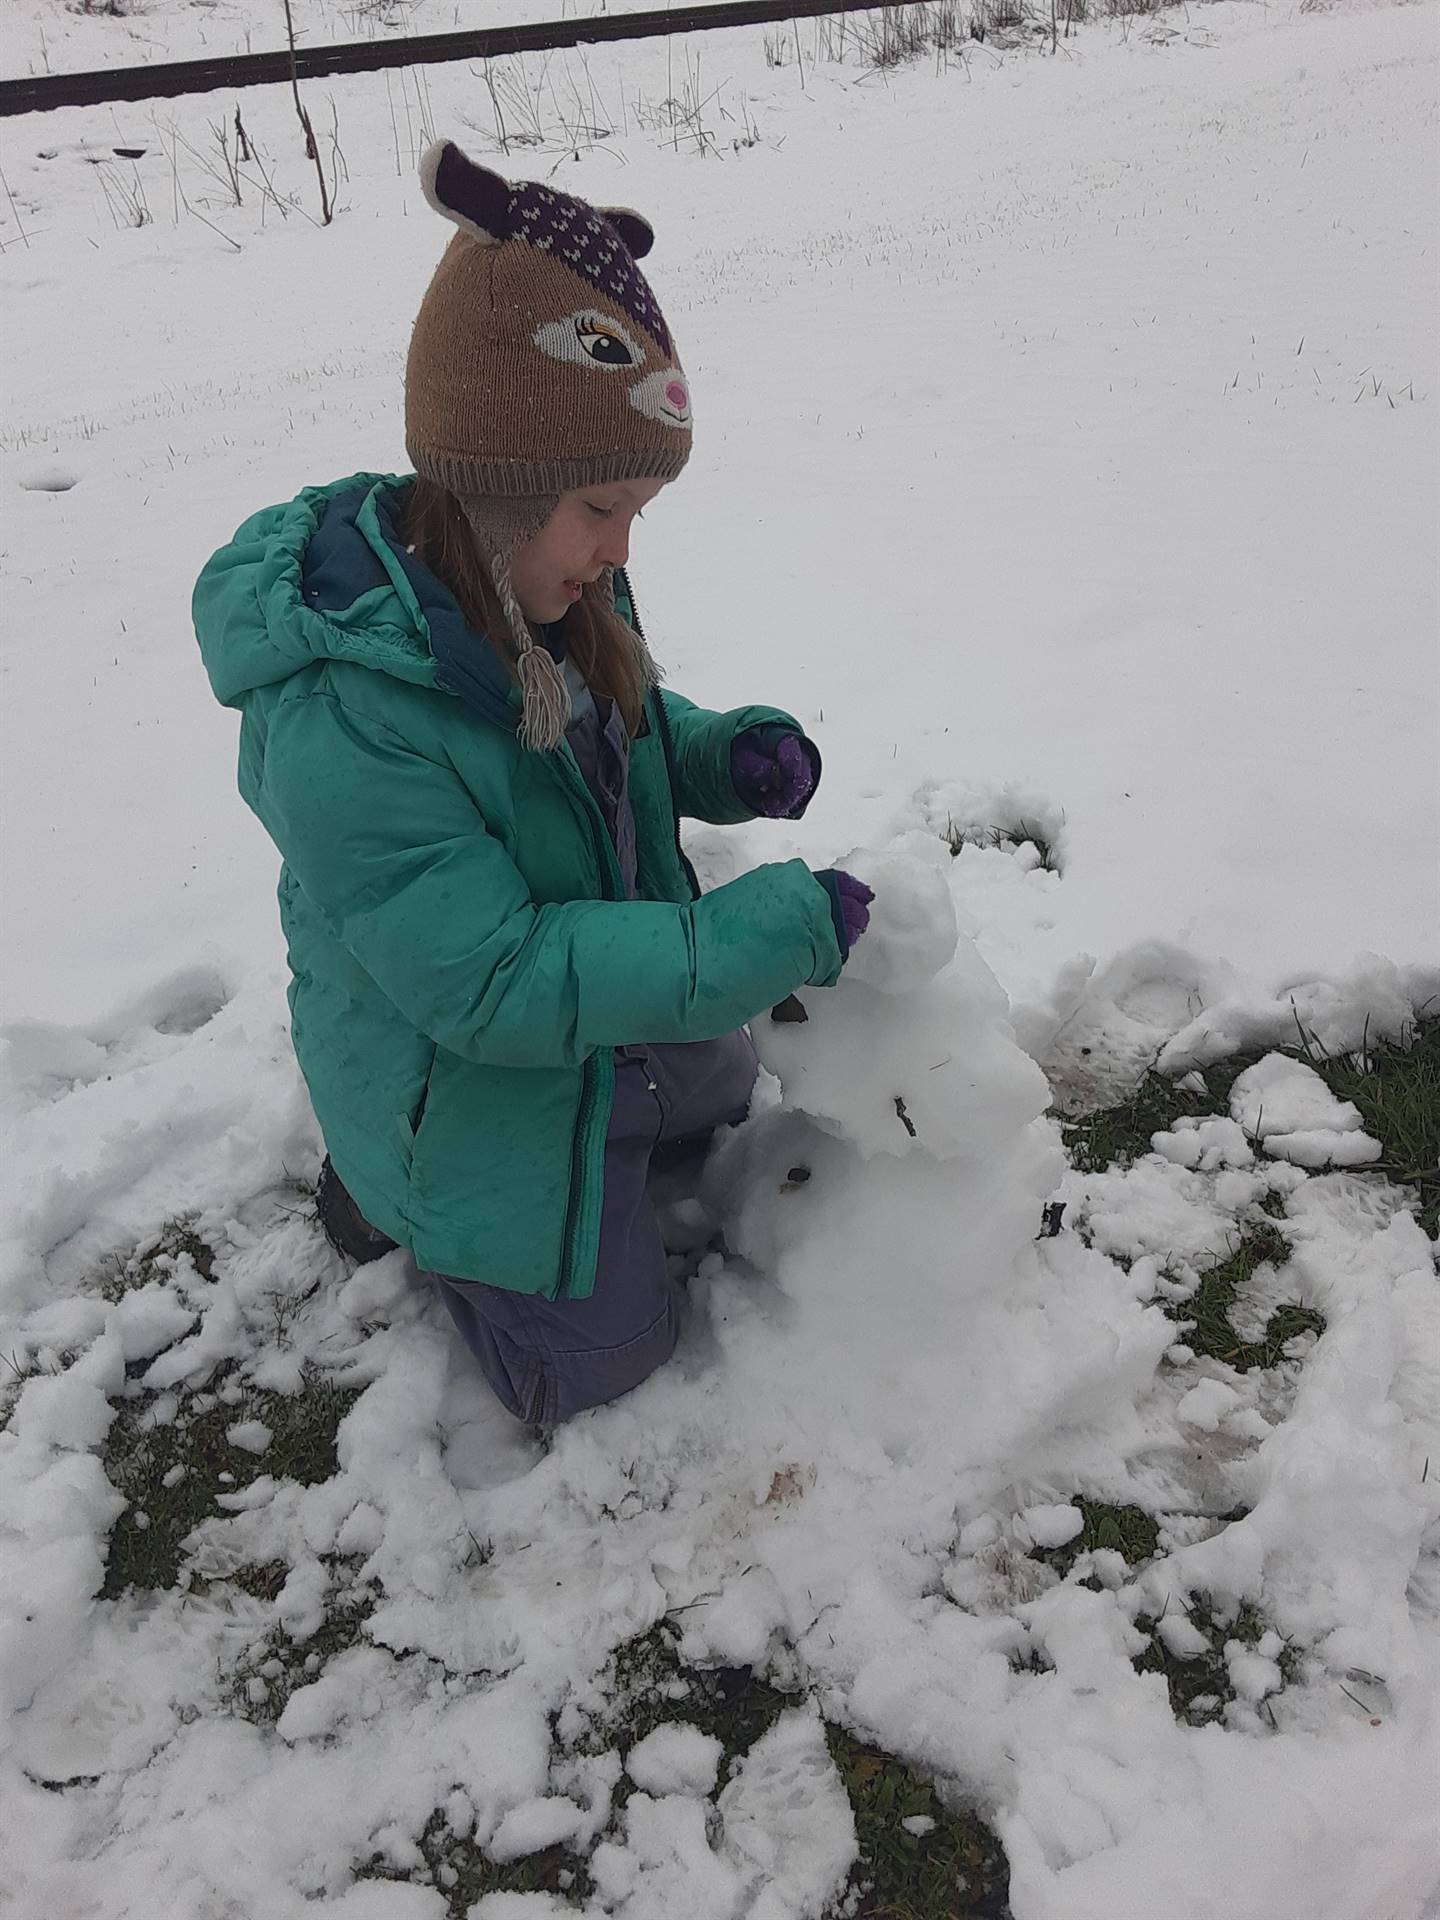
[327,1884,448,1919]
[274,1557,330,1642]
[487,1794,588,1863]
[471,1897,573,1919]
[1150,1116,1254,1172]
[275,1652,370,1744]
[1175,1378,1244,1432]
[1154,1613,1213,1661]
[1225,1640,1284,1703]
[1269,1130,1384,1170]
[111,1284,198,1364]
[224,1419,271,1455]
[578,1707,853,1919]
[1017,1504,1085,1550]
[717,1706,856,1917]
[625,1723,724,1797]
[1231,1053,1367,1138]
[1230,1054,1383,1168]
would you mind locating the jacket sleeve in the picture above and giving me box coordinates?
[658,688,820,825]
[259,690,843,1069]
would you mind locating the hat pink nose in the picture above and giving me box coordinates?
[666,379,689,414]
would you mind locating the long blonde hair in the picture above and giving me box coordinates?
[400,476,658,739]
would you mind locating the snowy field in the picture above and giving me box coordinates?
[2,0,1439,1915]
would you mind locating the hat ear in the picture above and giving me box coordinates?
[599,206,655,260]
[420,140,511,246]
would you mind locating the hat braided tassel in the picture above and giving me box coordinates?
[516,643,572,753]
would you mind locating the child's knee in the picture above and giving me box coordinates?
[532,1294,680,1424]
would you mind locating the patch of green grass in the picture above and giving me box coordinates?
[1253,1302,1328,1360]
[1296,1015,1439,1236]
[230,1554,382,1726]
[597,1623,792,1771]
[1060,1059,1259,1174]
[1164,1224,1325,1370]
[1030,1498,1161,1579]
[230,1560,291,1602]
[1062,1016,1439,1237]
[829,1731,1010,1918]
[102,1366,362,1598]
[1133,1598,1300,1728]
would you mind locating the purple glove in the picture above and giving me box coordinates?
[730,729,818,819]
[813,869,874,960]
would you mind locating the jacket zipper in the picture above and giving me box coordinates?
[553,737,616,1301]
[618,566,701,904]
[555,572,696,1299]
[556,1049,595,1301]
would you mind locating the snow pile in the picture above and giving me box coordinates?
[705,843,1072,1480]
[0,818,1437,1919]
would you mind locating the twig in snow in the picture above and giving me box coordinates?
[282,0,332,224]
[0,164,30,249]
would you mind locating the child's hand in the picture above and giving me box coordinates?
[812,869,874,960]
[731,729,817,818]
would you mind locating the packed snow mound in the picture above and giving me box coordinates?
[754,836,1053,1163]
[701,834,1070,1462]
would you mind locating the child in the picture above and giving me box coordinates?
[194,141,872,1425]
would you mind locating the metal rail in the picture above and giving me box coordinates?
[1,0,901,117]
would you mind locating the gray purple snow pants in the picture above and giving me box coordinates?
[426,1028,757,1425]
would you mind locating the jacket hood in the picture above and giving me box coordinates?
[193,472,518,728]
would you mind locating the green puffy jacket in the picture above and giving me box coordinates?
[193,473,841,1295]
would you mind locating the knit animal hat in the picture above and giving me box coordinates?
[405,141,690,747]
[407,142,692,492]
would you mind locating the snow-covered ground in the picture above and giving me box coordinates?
[2,1,1438,1915]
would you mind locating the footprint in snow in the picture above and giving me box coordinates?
[18,465,81,493]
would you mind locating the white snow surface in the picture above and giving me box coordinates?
[3,2,1439,1917]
